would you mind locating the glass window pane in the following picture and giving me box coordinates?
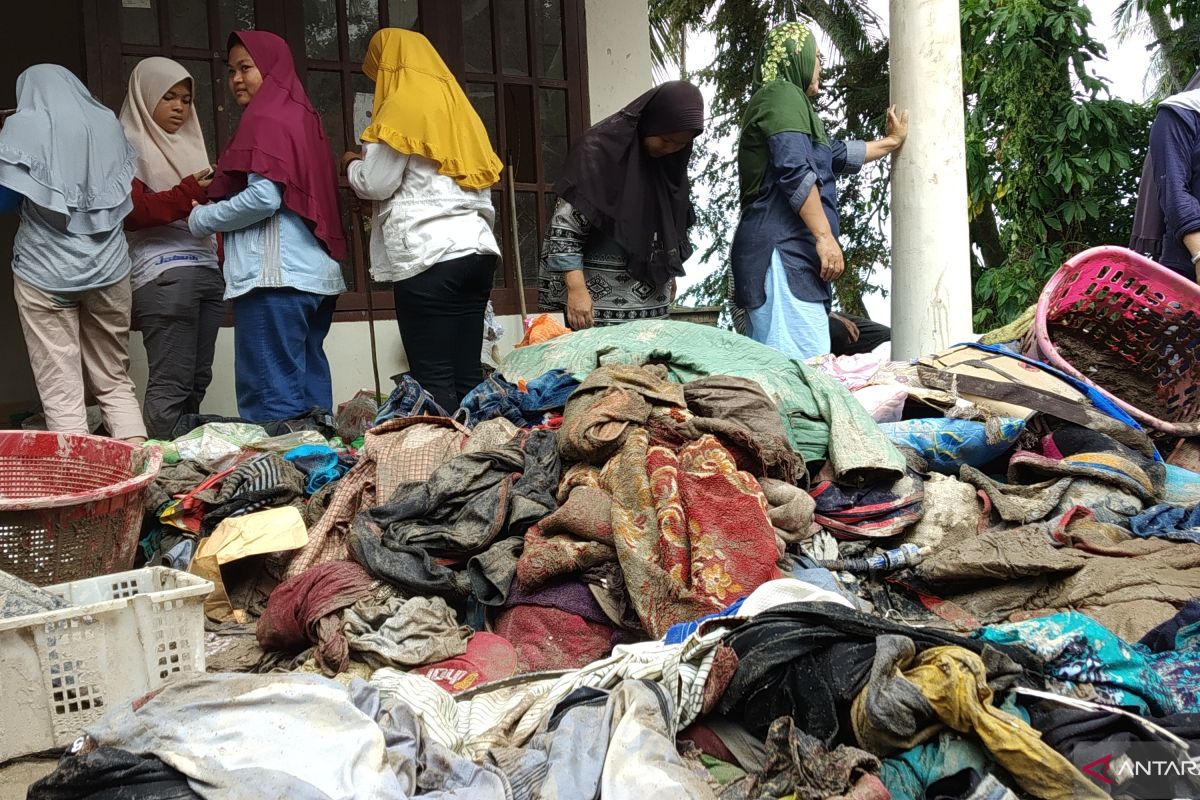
[500,0,530,76]
[387,0,419,29]
[503,84,536,183]
[516,191,538,286]
[463,0,493,74]
[168,0,208,49]
[219,0,256,34]
[352,72,376,145]
[536,0,565,79]
[180,61,217,163]
[539,88,568,184]
[120,0,160,46]
[307,70,346,155]
[466,83,497,150]
[221,95,245,146]
[305,0,340,61]
[348,0,380,64]
[122,56,139,84]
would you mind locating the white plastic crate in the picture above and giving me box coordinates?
[0,566,212,761]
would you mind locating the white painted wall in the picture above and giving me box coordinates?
[129,312,544,417]
[583,0,653,120]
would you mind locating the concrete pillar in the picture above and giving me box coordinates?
[888,0,974,358]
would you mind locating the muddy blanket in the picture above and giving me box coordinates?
[500,319,905,481]
[918,510,1200,640]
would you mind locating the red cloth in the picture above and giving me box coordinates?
[256,560,376,675]
[493,604,615,673]
[678,722,738,764]
[209,30,346,260]
[125,176,207,231]
[412,632,519,693]
[609,432,784,638]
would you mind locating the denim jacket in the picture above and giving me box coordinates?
[188,173,346,300]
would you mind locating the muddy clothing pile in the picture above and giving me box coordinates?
[30,320,1200,800]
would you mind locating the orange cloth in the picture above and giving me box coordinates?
[517,314,570,348]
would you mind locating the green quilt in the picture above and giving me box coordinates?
[501,320,905,483]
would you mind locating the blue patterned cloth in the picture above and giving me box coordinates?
[976,612,1200,716]
[1130,503,1200,544]
[458,369,579,428]
[373,374,448,425]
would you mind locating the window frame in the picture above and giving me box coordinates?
[83,0,592,321]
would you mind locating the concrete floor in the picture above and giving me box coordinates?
[0,758,56,799]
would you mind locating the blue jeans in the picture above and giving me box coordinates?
[233,289,336,422]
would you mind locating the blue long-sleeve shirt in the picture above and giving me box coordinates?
[188,173,346,300]
[1150,105,1200,279]
[731,132,865,310]
[0,184,20,213]
[0,183,132,293]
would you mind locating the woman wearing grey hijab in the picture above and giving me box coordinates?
[0,64,147,441]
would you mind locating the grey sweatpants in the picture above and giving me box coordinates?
[132,266,226,439]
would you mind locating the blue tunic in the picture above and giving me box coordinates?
[731,132,865,310]
[1150,105,1200,279]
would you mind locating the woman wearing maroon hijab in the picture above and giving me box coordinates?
[188,31,346,422]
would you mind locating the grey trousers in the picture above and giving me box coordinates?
[132,266,226,439]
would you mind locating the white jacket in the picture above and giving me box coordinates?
[347,143,500,282]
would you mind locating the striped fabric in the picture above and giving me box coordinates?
[370,626,728,760]
[212,452,303,504]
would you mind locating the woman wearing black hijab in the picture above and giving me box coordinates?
[538,81,704,329]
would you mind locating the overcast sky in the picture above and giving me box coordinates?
[675,1,1156,323]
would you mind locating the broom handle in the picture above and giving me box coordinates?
[352,197,383,404]
[505,155,529,325]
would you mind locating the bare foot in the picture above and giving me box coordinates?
[125,436,147,445]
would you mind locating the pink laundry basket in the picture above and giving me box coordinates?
[1027,246,1200,437]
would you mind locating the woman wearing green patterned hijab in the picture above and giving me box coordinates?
[731,21,908,360]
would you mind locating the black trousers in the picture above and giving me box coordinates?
[132,266,226,440]
[829,314,892,356]
[392,253,497,412]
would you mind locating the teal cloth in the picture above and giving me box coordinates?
[976,611,1200,716]
[879,696,1025,800]
[499,319,905,481]
[1165,464,1200,506]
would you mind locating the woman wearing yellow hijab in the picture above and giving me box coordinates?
[344,28,502,413]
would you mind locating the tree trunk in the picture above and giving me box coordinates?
[969,200,1008,269]
[1148,9,1188,94]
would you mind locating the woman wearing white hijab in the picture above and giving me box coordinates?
[120,57,222,439]
[0,64,146,441]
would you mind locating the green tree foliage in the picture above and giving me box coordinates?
[962,0,1153,328]
[1113,0,1200,95]
[658,0,891,318]
[652,0,1152,330]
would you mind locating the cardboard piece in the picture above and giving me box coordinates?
[190,506,308,622]
[919,346,1086,421]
